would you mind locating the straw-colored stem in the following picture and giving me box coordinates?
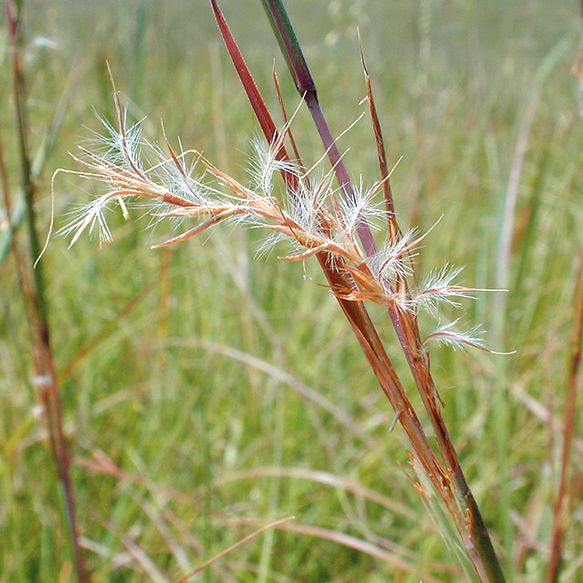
[492,90,539,579]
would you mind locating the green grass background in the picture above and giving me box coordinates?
[1,0,583,581]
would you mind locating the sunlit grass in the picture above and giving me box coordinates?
[1,1,583,581]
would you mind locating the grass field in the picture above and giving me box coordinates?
[2,0,583,581]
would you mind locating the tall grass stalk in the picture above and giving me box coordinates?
[60,0,515,580]
[492,94,538,582]
[546,231,583,582]
[547,29,583,579]
[491,38,573,578]
[250,1,508,580]
[3,1,87,581]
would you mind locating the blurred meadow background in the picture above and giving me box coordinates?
[2,0,583,581]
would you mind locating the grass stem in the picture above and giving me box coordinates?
[256,2,506,580]
[546,232,583,582]
[5,2,87,580]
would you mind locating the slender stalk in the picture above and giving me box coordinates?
[547,10,583,579]
[491,39,568,575]
[8,0,47,322]
[546,233,583,582]
[259,0,378,257]
[361,53,502,576]
[490,93,536,579]
[255,2,506,580]
[359,51,399,244]
[208,2,507,580]
[5,2,87,581]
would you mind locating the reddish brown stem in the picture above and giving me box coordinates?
[547,234,583,582]
[360,51,399,244]
[259,0,377,256]
[210,0,298,194]
[211,2,506,580]
[5,2,88,581]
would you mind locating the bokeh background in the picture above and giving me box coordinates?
[2,1,583,581]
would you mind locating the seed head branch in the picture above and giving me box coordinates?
[61,107,500,339]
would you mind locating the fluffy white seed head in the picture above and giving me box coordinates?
[366,228,418,289]
[62,104,500,357]
[423,319,486,351]
[414,263,471,315]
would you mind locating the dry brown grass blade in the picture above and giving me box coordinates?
[359,46,399,244]
[172,517,295,583]
[272,67,304,170]
[211,466,422,523]
[223,516,455,583]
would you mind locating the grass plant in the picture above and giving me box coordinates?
[2,1,583,582]
[1,1,86,580]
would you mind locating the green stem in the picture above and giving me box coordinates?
[259,0,377,257]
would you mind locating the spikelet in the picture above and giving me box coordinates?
[61,101,504,354]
